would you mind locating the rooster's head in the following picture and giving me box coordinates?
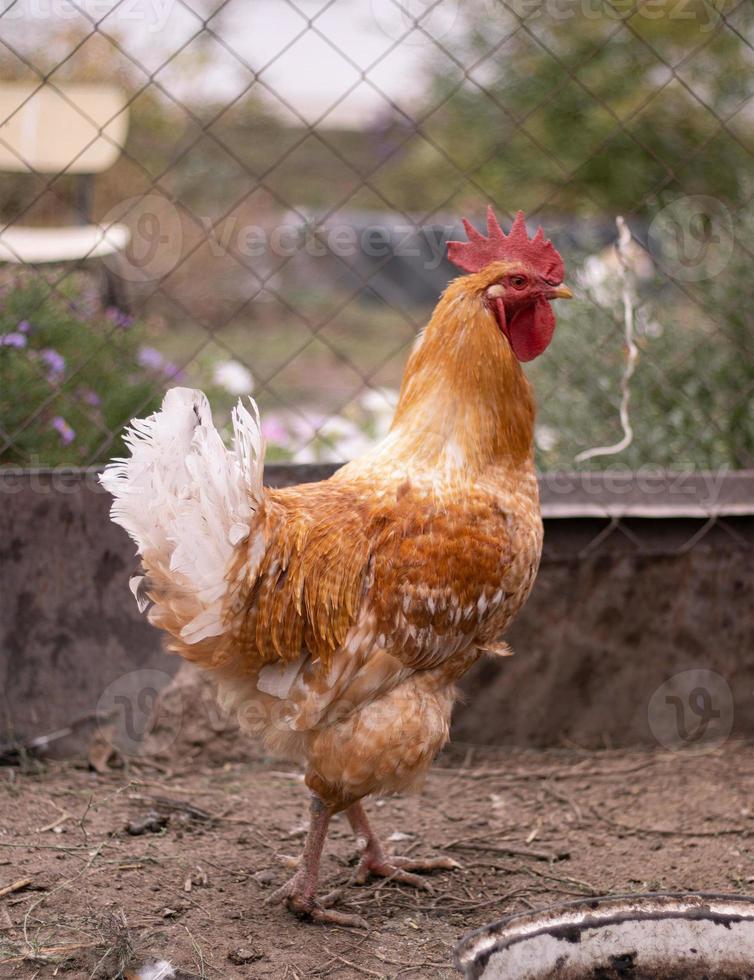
[447,207,571,362]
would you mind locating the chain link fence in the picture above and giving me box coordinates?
[0,0,752,483]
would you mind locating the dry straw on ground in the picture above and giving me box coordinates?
[2,736,754,978]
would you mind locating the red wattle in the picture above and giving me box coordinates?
[507,298,556,362]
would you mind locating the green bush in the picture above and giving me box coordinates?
[530,202,754,471]
[0,274,164,467]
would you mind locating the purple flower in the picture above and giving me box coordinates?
[17,320,31,333]
[0,332,27,348]
[138,346,164,371]
[106,307,134,329]
[162,360,184,380]
[138,346,184,380]
[40,348,65,378]
[81,388,101,407]
[51,416,75,445]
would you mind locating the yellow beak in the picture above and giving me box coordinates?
[549,284,573,300]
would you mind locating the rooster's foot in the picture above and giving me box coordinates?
[265,872,367,928]
[354,853,460,890]
[346,800,461,891]
[292,898,368,929]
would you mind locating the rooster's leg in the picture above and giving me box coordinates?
[266,795,367,928]
[346,801,461,890]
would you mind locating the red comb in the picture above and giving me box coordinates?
[447,206,564,282]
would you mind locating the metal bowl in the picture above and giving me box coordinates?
[454,892,754,979]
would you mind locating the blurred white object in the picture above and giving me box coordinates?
[0,224,129,263]
[266,391,400,462]
[0,83,130,297]
[360,386,399,439]
[0,82,128,174]
[213,359,255,396]
[293,414,372,463]
[359,386,399,415]
[535,424,559,453]
[134,960,175,980]
[576,216,638,464]
[578,234,653,308]
[579,236,661,337]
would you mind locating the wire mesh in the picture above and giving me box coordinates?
[0,0,752,483]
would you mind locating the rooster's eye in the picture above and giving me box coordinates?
[509,275,528,289]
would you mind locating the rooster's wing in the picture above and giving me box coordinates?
[224,477,535,729]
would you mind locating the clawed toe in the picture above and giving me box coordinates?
[345,803,462,895]
[319,886,346,907]
[355,860,433,890]
[264,871,302,906]
[306,904,368,929]
[398,855,462,873]
[354,853,460,890]
[277,853,301,870]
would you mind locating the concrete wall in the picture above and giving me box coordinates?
[456,516,754,748]
[1,468,752,755]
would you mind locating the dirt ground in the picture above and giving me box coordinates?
[2,741,754,979]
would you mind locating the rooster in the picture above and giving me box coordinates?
[101,207,571,927]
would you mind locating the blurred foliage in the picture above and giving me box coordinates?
[0,3,751,470]
[0,3,750,220]
[532,301,754,472]
[0,274,161,466]
[531,202,754,471]
[386,0,753,216]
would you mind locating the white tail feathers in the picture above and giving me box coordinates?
[100,387,264,645]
